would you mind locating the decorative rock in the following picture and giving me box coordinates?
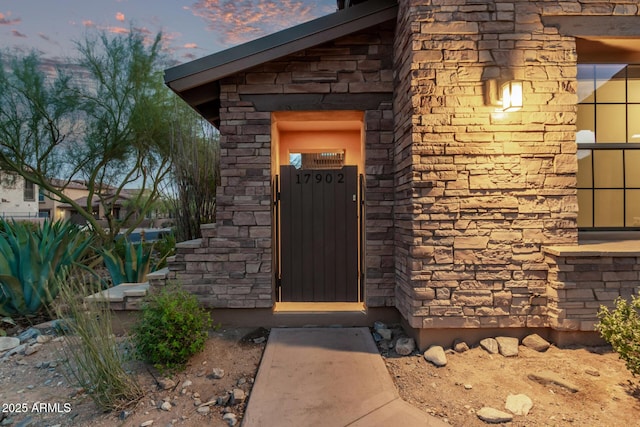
[394,337,415,356]
[17,328,40,343]
[223,413,238,426]
[373,321,387,331]
[477,407,514,423]
[423,346,447,367]
[495,337,519,357]
[505,394,533,416]
[196,406,210,415]
[522,334,551,352]
[528,371,579,393]
[377,328,392,340]
[253,337,266,344]
[0,337,20,352]
[453,339,469,353]
[160,401,172,411]
[585,369,600,377]
[479,338,499,354]
[24,343,42,356]
[210,368,225,379]
[36,334,52,344]
[372,332,382,342]
[140,421,154,427]
[230,388,246,404]
[158,378,176,390]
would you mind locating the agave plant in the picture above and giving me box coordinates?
[0,219,94,316]
[99,240,160,286]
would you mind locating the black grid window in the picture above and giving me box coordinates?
[577,64,640,229]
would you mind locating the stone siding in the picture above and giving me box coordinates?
[168,22,396,308]
[165,0,640,333]
[547,252,640,332]
[393,0,640,330]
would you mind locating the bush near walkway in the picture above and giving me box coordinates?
[597,295,640,377]
[133,285,212,371]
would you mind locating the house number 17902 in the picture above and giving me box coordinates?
[295,173,345,184]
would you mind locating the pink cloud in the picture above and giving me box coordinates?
[82,20,96,28]
[184,42,198,49]
[189,0,319,45]
[0,11,21,25]
[11,29,27,38]
[105,26,129,34]
[116,12,125,22]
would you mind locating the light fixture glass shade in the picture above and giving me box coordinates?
[501,81,523,111]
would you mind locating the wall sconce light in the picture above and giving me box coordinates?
[485,79,523,111]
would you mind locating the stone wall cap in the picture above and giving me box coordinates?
[543,240,640,257]
[176,238,203,249]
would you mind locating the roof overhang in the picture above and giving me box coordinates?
[164,0,398,125]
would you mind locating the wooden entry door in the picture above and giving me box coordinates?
[278,165,359,302]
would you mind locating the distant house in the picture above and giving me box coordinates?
[162,0,640,348]
[40,180,163,227]
[0,171,40,221]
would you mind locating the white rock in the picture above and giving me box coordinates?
[210,368,225,379]
[140,421,154,427]
[0,337,20,352]
[496,337,519,357]
[231,388,246,404]
[223,413,238,426]
[36,334,52,344]
[158,378,176,390]
[181,380,193,389]
[394,337,415,356]
[479,338,499,354]
[377,328,392,340]
[505,394,533,416]
[477,407,513,423]
[196,406,210,414]
[24,343,42,356]
[522,334,551,352]
[423,346,447,367]
[160,401,172,411]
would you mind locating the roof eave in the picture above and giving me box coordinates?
[164,0,398,93]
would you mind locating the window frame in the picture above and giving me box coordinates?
[23,179,35,202]
[577,63,640,230]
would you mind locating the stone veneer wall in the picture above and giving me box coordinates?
[168,22,396,308]
[546,253,640,332]
[391,0,640,330]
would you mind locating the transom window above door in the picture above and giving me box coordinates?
[577,63,640,229]
[289,151,346,170]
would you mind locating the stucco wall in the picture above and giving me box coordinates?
[0,174,39,218]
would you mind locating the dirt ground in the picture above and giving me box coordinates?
[0,322,638,427]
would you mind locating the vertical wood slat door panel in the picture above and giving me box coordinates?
[279,166,358,302]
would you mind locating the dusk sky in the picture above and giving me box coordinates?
[0,0,337,64]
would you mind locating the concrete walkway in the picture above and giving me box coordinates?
[243,327,447,427]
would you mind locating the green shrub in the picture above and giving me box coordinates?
[133,285,211,371]
[0,219,94,316]
[596,296,640,377]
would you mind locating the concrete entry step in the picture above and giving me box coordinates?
[243,327,447,427]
